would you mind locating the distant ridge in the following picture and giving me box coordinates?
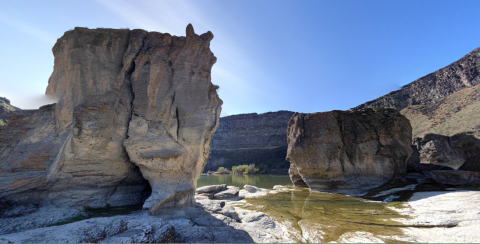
[354,47,480,111]
[353,47,480,139]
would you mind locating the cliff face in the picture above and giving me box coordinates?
[286,109,412,194]
[0,97,19,128]
[355,47,480,111]
[205,111,294,173]
[0,24,222,215]
[354,47,480,139]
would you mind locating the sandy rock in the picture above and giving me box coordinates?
[286,109,412,194]
[430,170,480,186]
[0,24,222,215]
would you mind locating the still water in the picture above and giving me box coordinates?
[197,174,407,242]
[197,174,292,189]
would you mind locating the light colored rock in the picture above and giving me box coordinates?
[286,109,412,194]
[430,170,480,186]
[0,24,222,216]
[333,231,385,243]
[392,190,480,243]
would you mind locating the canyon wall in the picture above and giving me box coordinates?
[205,111,294,174]
[0,24,222,216]
[354,47,480,139]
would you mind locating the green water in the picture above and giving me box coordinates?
[197,174,292,189]
[234,187,409,243]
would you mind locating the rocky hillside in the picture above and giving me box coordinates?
[355,47,480,111]
[206,111,294,174]
[401,83,480,138]
[354,47,480,138]
[0,97,19,128]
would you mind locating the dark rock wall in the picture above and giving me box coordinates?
[205,111,294,173]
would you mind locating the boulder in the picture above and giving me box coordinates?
[430,170,480,186]
[196,184,227,194]
[0,24,222,215]
[286,109,412,194]
[288,163,308,187]
[409,133,480,172]
[213,186,240,199]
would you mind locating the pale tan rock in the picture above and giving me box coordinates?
[0,24,222,215]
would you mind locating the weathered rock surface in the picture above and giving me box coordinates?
[286,108,412,194]
[430,170,480,186]
[206,111,294,174]
[0,24,222,216]
[355,47,480,112]
[354,48,480,139]
[408,133,480,171]
[0,97,20,129]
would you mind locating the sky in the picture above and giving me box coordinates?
[1,0,480,117]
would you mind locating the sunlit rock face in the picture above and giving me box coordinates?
[286,109,412,194]
[0,24,222,215]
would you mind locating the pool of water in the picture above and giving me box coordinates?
[235,187,408,243]
[197,174,292,189]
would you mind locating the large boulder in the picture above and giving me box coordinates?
[411,133,480,170]
[286,108,412,194]
[0,24,222,215]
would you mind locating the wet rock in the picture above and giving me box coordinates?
[214,186,240,199]
[196,184,227,194]
[286,109,412,194]
[430,170,480,186]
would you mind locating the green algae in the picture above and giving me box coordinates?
[240,187,411,243]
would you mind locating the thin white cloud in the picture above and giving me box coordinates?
[96,0,263,96]
[0,13,57,44]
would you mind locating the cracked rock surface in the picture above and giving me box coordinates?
[0,24,222,215]
[286,108,412,194]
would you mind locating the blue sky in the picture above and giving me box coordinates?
[1,0,480,116]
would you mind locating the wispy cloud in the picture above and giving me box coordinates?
[95,0,263,97]
[0,13,57,44]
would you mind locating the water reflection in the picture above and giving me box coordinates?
[242,187,407,243]
[197,174,292,189]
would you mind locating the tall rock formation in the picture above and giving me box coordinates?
[354,47,480,139]
[286,109,412,194]
[0,24,222,216]
[205,111,294,174]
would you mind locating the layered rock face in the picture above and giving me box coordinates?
[0,24,222,215]
[286,109,412,193]
[354,47,480,139]
[0,97,19,129]
[355,47,480,111]
[205,111,294,173]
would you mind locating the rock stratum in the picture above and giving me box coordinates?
[0,24,222,216]
[354,47,480,139]
[286,109,412,194]
[0,97,19,129]
[205,111,294,174]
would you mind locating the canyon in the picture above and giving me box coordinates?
[205,111,294,174]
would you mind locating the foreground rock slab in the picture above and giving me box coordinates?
[286,108,412,194]
[393,190,480,243]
